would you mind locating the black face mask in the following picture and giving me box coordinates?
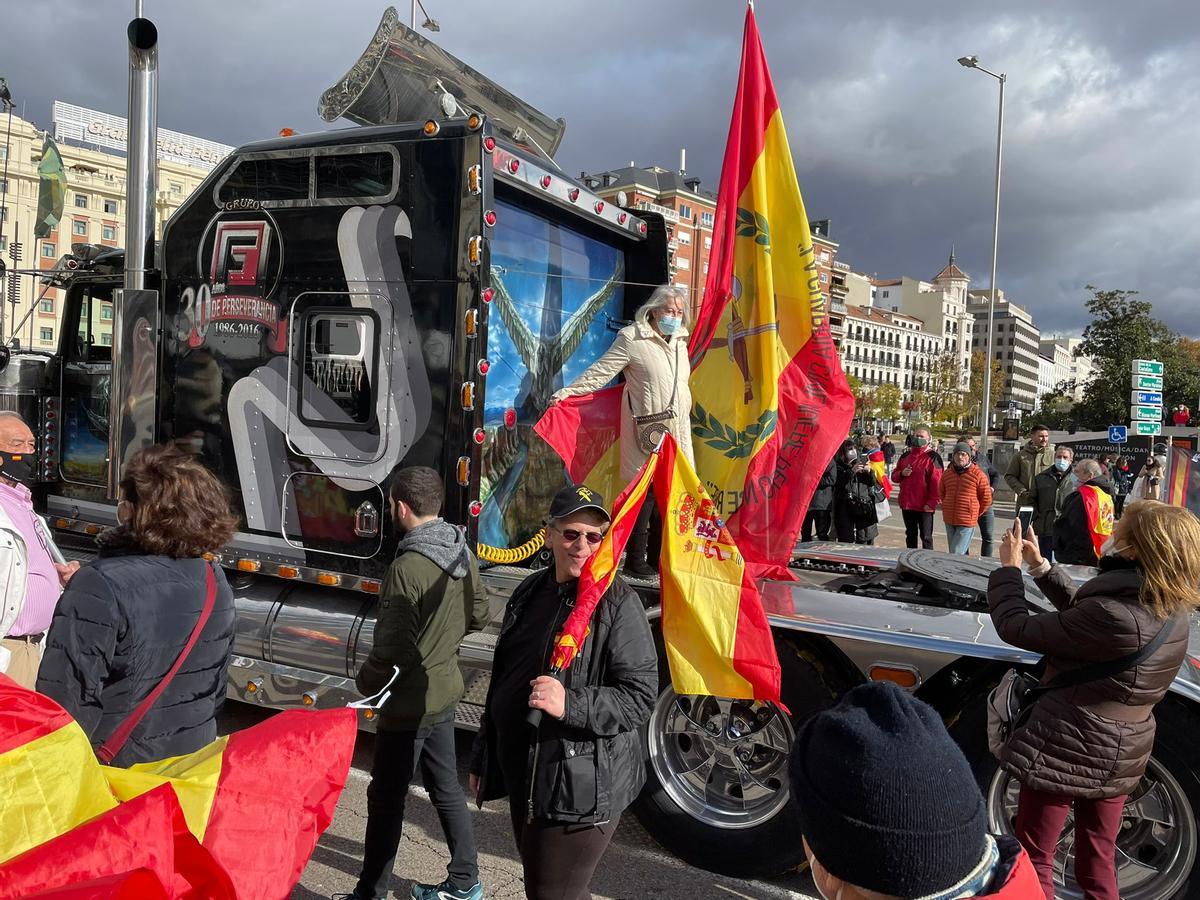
[0,450,34,487]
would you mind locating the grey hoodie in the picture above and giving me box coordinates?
[396,518,470,577]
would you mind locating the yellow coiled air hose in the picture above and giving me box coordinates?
[477,528,546,565]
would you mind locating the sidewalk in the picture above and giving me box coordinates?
[874,498,1018,555]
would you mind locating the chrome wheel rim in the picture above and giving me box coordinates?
[987,761,1196,900]
[646,687,793,829]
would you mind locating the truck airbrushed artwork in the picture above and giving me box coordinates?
[480,201,624,550]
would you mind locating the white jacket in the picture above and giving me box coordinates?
[0,501,30,673]
[554,321,695,482]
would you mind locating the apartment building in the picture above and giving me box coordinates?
[968,290,1042,416]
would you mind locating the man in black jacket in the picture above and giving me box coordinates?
[802,456,837,542]
[469,485,657,900]
[344,466,489,900]
[1053,458,1116,567]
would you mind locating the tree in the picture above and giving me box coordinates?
[1037,382,1076,431]
[874,383,902,424]
[1073,286,1200,430]
[924,354,964,425]
[966,351,1005,430]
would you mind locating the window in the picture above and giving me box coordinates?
[104,198,119,215]
[0,147,6,161]
[74,193,88,208]
[101,304,113,321]
[700,212,714,228]
[217,156,309,204]
[40,299,54,314]
[40,327,54,342]
[169,182,183,196]
[677,203,692,220]
[881,290,890,298]
[677,232,691,245]
[704,236,712,249]
[102,225,116,241]
[0,178,6,193]
[676,257,690,270]
[42,243,56,257]
[72,220,88,236]
[314,151,395,200]
[101,332,112,346]
[703,262,708,274]
[820,273,829,283]
[300,311,378,427]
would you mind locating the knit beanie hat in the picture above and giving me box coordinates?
[953,441,973,457]
[788,682,988,897]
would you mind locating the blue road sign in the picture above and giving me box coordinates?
[1131,390,1164,406]
[1108,425,1128,444]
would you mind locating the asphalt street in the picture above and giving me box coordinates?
[219,704,818,900]
[223,496,1017,899]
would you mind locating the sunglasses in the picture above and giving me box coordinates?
[552,525,606,546]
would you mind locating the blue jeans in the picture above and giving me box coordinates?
[945,524,975,555]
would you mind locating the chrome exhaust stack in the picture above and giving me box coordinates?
[123,14,157,289]
[109,9,161,497]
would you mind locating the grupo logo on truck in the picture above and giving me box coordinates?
[182,211,287,352]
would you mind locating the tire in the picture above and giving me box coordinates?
[949,693,1200,900]
[631,632,859,878]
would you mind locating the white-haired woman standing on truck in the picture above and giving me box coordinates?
[551,284,693,576]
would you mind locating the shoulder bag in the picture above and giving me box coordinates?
[630,339,681,454]
[96,563,218,764]
[987,615,1174,759]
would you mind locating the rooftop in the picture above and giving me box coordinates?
[584,164,716,203]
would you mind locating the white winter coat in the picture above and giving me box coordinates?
[553,321,695,482]
[0,502,31,673]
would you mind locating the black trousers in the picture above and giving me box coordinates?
[801,509,832,542]
[509,801,620,900]
[902,509,935,549]
[354,717,479,898]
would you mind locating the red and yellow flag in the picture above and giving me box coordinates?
[535,385,624,506]
[653,434,782,703]
[1079,484,1115,558]
[689,7,854,578]
[0,677,356,899]
[550,446,657,671]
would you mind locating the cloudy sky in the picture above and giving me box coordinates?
[5,0,1197,335]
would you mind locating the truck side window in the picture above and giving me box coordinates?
[217,156,309,204]
[300,311,376,427]
[314,152,394,200]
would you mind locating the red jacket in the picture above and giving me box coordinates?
[983,837,1042,897]
[893,446,943,511]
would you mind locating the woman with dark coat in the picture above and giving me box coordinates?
[831,440,885,545]
[987,501,1199,899]
[469,485,658,899]
[37,444,239,766]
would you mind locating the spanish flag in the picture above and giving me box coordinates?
[535,385,624,509]
[689,7,854,577]
[0,678,356,899]
[1079,484,1115,559]
[549,446,657,672]
[653,434,782,703]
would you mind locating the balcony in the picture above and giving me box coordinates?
[830,299,847,315]
[634,201,679,223]
[833,260,850,272]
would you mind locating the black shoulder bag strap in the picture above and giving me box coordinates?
[1034,615,1177,698]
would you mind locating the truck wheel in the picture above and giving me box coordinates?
[951,694,1200,900]
[632,634,858,878]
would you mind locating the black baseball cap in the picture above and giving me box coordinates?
[549,484,610,521]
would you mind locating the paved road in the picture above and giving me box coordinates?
[873,497,1019,554]
[219,704,818,899]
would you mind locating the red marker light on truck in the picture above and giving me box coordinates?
[481,287,494,304]
[483,136,496,153]
[477,359,491,375]
[568,188,579,202]
[473,428,487,445]
[469,500,483,517]
[618,213,628,225]
[484,210,497,227]
[508,158,520,174]
[504,408,517,429]
[594,200,605,214]
[540,175,552,189]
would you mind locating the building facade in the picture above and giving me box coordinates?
[1035,339,1074,406]
[840,304,939,401]
[0,104,231,350]
[967,290,1042,415]
[1043,336,1095,402]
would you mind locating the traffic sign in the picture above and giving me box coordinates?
[1131,390,1164,406]
[1108,425,1128,444]
[1135,421,1162,436]
[1134,374,1164,391]
[1133,359,1164,376]
[1131,405,1162,421]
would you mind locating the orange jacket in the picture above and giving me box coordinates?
[938,463,993,526]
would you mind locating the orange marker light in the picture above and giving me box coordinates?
[467,113,483,131]
[362,580,381,594]
[868,665,920,690]
[277,565,300,579]
[457,456,471,486]
[279,127,295,137]
[316,572,340,587]
[236,559,261,573]
[423,119,440,137]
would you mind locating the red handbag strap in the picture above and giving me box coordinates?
[96,564,218,764]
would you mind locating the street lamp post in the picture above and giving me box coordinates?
[958,55,1005,455]
[0,78,15,344]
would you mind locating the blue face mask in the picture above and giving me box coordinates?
[658,315,682,335]
[1055,458,1070,472]
[1070,473,1080,487]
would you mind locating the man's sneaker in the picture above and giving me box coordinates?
[410,880,483,900]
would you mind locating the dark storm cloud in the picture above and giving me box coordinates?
[5,1,1197,334]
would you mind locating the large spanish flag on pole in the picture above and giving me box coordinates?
[654,434,782,703]
[689,5,854,578]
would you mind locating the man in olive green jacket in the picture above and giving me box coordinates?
[1004,424,1055,509]
[348,466,489,900]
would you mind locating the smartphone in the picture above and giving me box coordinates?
[1017,506,1034,531]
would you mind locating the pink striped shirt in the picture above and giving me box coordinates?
[0,481,60,636]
